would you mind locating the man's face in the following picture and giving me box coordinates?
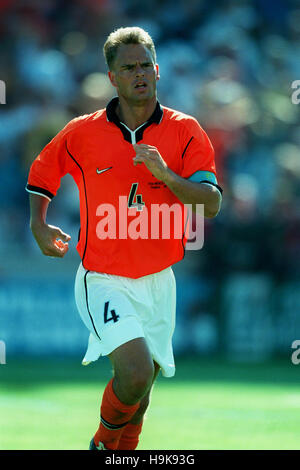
[108,44,159,104]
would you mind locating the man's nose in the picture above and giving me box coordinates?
[135,64,145,76]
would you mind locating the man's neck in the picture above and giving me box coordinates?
[116,96,157,131]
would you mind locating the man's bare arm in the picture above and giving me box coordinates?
[133,144,222,218]
[158,170,221,218]
[29,193,71,258]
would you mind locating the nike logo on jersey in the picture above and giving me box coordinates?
[96,166,113,174]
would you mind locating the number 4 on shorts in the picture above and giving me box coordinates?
[104,301,120,323]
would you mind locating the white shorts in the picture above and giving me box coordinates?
[74,263,176,377]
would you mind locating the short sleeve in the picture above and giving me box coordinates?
[26,120,75,200]
[180,117,216,179]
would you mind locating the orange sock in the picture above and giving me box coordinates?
[93,378,140,450]
[117,421,144,450]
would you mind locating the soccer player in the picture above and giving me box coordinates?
[26,27,222,450]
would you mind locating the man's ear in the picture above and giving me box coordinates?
[155,64,160,81]
[108,71,117,88]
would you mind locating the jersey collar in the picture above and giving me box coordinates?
[106,97,163,144]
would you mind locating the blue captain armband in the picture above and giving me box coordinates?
[188,171,223,195]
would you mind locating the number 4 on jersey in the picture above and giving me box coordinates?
[104,301,120,324]
[128,183,145,211]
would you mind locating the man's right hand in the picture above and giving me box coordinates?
[30,222,71,258]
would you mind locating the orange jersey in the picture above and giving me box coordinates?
[26,98,218,278]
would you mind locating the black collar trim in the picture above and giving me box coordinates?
[106,97,163,144]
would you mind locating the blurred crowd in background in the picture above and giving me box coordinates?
[1,0,300,359]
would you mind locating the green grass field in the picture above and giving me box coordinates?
[1,356,300,450]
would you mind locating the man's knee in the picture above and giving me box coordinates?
[117,360,154,401]
[109,338,156,404]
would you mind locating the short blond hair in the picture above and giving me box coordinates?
[103,26,156,70]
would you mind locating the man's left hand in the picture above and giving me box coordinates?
[133,144,168,182]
